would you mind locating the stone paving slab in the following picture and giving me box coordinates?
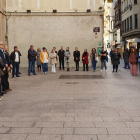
[0,60,140,139]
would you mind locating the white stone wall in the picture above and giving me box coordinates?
[8,14,103,67]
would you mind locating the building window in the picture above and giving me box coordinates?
[135,14,138,29]
[125,20,126,32]
[127,18,129,31]
[134,0,137,4]
[122,21,124,32]
[130,16,132,30]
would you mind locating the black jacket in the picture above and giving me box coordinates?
[5,51,11,66]
[0,49,7,65]
[58,50,65,59]
[28,49,37,61]
[0,57,4,69]
[10,51,21,64]
[73,51,80,61]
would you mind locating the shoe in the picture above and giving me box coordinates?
[53,73,55,74]
[0,92,3,96]
[112,70,114,73]
[45,72,46,74]
[28,74,31,76]
[8,89,12,91]
[105,70,107,72]
[33,73,37,75]
[1,91,7,94]
[16,75,21,78]
[12,76,14,78]
[43,73,45,74]
[101,70,103,72]
[4,90,9,92]
[18,72,21,74]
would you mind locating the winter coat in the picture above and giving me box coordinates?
[129,54,137,64]
[0,57,5,76]
[82,52,89,64]
[0,49,8,65]
[5,51,11,66]
[111,52,121,65]
[37,51,42,65]
[28,49,37,61]
[50,53,57,65]
[58,50,65,60]
[90,53,98,61]
[73,51,80,61]
[123,52,129,63]
[10,51,21,64]
[136,52,140,62]
[40,52,49,63]
[64,51,71,63]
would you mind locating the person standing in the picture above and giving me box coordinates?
[40,47,49,74]
[50,49,57,74]
[82,49,89,71]
[58,46,65,70]
[111,48,121,73]
[123,48,130,69]
[53,47,57,67]
[129,48,138,76]
[90,48,98,72]
[10,46,21,78]
[65,47,71,71]
[37,48,42,71]
[3,45,12,92]
[136,48,140,74]
[28,45,37,76]
[100,47,108,72]
[73,47,80,71]
[0,41,8,95]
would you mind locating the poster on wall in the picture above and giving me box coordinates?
[98,47,102,56]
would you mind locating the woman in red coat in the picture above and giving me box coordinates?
[82,49,89,71]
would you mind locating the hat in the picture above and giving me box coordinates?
[42,47,46,50]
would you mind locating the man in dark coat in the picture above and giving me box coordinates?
[73,47,80,71]
[58,46,65,70]
[0,41,8,95]
[28,45,37,76]
[10,46,21,78]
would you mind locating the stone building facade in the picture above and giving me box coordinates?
[6,0,104,67]
[0,0,6,43]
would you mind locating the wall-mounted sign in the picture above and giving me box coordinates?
[99,42,101,46]
[93,27,100,32]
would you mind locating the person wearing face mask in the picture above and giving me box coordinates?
[82,49,89,71]
[129,48,138,76]
[64,47,71,71]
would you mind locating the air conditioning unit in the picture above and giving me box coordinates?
[27,10,31,13]
[53,10,57,13]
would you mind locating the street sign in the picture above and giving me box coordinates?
[93,27,100,32]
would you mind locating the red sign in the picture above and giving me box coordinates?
[93,27,100,32]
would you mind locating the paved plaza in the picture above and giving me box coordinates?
[0,60,140,140]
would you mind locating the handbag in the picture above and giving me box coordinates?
[106,55,108,62]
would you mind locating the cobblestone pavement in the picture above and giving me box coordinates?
[0,59,140,140]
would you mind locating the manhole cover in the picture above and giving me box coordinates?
[59,75,104,79]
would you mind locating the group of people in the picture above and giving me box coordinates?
[123,45,140,76]
[30,46,102,75]
[1,40,140,96]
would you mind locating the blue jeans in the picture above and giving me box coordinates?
[12,62,19,77]
[101,60,107,70]
[92,59,97,71]
[124,63,130,69]
[28,61,35,75]
[42,63,48,73]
